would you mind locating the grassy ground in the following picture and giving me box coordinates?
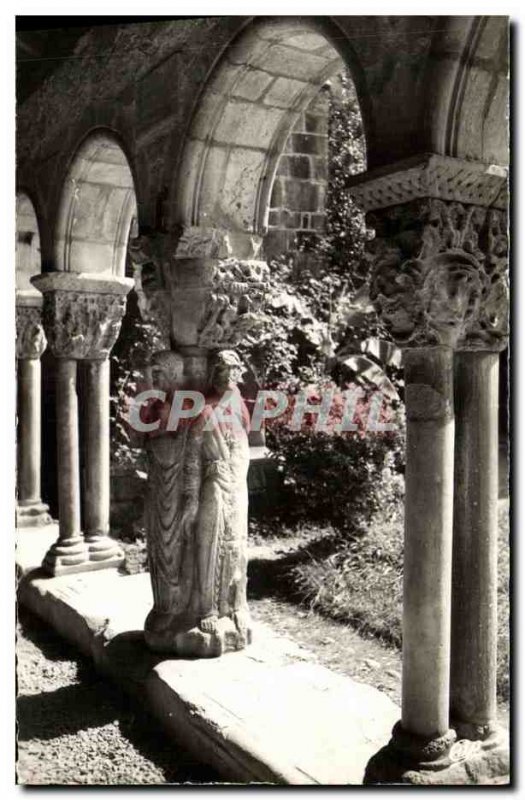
[289,500,510,701]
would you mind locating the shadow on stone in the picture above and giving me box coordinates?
[96,630,164,685]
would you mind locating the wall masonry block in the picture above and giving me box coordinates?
[311,212,327,231]
[252,43,332,82]
[232,68,275,101]
[287,155,311,180]
[214,101,283,149]
[264,86,331,259]
[291,133,327,156]
[283,181,321,212]
[263,77,309,109]
[305,111,328,134]
[313,157,328,181]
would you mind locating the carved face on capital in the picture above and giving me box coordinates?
[422,251,483,347]
[370,255,425,345]
[149,350,185,393]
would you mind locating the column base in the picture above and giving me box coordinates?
[364,721,509,785]
[42,535,91,576]
[84,533,125,569]
[451,722,510,780]
[16,501,52,528]
[145,613,253,657]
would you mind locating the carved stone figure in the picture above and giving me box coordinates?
[143,350,192,649]
[185,350,252,644]
[142,348,252,657]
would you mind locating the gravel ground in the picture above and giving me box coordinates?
[16,607,221,785]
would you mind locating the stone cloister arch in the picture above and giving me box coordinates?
[32,131,136,575]
[16,16,509,784]
[174,18,362,254]
[54,132,138,277]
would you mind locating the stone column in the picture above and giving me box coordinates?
[43,356,88,573]
[129,227,268,657]
[451,353,499,736]
[16,296,51,527]
[83,357,123,566]
[348,155,509,784]
[402,346,455,740]
[450,206,509,769]
[32,272,133,575]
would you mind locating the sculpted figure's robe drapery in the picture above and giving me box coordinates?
[142,349,252,656]
[185,382,251,638]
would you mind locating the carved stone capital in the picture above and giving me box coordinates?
[129,233,269,351]
[174,226,263,261]
[194,259,269,350]
[16,298,47,360]
[348,154,507,213]
[366,198,508,351]
[128,234,172,346]
[31,272,133,359]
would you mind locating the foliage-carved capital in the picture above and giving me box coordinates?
[42,291,127,359]
[194,259,270,350]
[368,200,508,351]
[16,304,47,360]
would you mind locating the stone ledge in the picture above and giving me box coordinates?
[16,531,400,785]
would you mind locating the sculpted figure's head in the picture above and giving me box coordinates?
[209,350,244,393]
[149,350,185,393]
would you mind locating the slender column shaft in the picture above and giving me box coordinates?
[17,358,41,504]
[84,359,110,536]
[451,351,499,736]
[56,358,81,540]
[402,347,455,738]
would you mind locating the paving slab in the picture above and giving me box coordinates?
[17,535,400,784]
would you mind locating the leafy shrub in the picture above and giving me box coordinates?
[110,288,165,469]
[266,381,405,537]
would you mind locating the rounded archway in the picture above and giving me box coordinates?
[175,19,366,241]
[426,16,509,166]
[54,131,138,276]
[16,192,42,290]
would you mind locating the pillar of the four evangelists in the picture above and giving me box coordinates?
[128,227,268,657]
[32,272,133,575]
[16,293,51,527]
[348,154,509,784]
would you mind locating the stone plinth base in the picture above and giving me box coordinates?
[145,615,253,658]
[41,535,90,576]
[40,533,125,576]
[16,501,52,528]
[364,723,509,785]
[85,534,125,568]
